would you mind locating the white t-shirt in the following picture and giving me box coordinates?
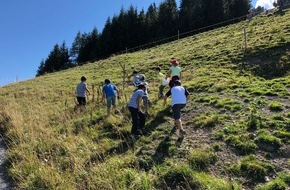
[76,82,87,97]
[165,86,189,106]
[128,89,145,108]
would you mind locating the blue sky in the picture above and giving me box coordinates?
[0,0,271,86]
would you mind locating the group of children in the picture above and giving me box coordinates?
[75,58,190,139]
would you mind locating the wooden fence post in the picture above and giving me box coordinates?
[92,84,95,102]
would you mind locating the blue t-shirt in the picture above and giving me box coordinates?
[102,84,117,98]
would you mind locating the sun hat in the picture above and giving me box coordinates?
[171,59,179,66]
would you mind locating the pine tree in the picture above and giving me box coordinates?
[126,5,139,48]
[137,9,148,46]
[70,31,86,65]
[157,0,178,39]
[99,17,113,57]
[146,3,158,41]
[77,28,100,64]
[203,0,224,25]
[36,42,72,76]
[224,0,251,20]
[179,0,196,33]
[36,59,45,76]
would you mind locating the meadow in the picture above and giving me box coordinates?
[0,8,290,189]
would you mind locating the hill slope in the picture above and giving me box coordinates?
[0,9,290,189]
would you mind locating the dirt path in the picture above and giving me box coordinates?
[0,137,12,190]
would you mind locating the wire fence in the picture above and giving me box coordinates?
[74,4,290,108]
[117,3,289,55]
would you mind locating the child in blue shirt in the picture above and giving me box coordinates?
[102,79,119,115]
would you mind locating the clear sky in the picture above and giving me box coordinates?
[0,0,272,87]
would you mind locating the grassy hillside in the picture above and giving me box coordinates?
[0,9,290,189]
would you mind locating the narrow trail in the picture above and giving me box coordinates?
[0,137,12,190]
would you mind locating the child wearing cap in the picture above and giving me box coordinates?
[164,80,190,138]
[128,84,147,137]
[102,79,120,115]
[139,74,152,114]
[76,76,90,107]
[167,58,181,79]
[132,70,141,87]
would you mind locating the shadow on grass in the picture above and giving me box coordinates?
[143,105,172,135]
[0,138,15,190]
[85,103,177,169]
[100,106,173,162]
[152,135,172,163]
[240,43,290,79]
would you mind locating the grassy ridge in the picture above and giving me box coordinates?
[0,9,290,189]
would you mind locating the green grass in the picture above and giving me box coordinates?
[187,147,217,171]
[0,8,290,190]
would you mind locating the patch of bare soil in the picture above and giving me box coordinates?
[173,95,290,189]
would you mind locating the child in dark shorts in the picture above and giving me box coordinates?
[169,75,180,89]
[76,76,90,106]
[164,80,190,137]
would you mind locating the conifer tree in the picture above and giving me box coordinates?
[223,0,251,20]
[179,0,196,33]
[137,9,148,46]
[99,17,113,57]
[77,28,100,64]
[146,3,159,41]
[126,5,139,48]
[157,0,178,39]
[70,31,86,64]
[36,42,72,76]
[203,0,224,25]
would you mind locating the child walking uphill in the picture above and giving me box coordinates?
[155,67,169,98]
[132,70,141,87]
[76,76,90,107]
[139,74,152,114]
[128,84,146,138]
[164,80,190,138]
[102,79,120,115]
[167,58,181,79]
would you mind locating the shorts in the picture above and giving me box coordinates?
[77,97,86,105]
[172,104,186,120]
[106,96,116,108]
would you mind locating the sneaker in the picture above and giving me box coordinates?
[180,129,186,137]
[130,134,141,140]
[136,129,143,135]
[140,128,147,135]
[171,126,177,133]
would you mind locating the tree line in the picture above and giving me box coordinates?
[37,0,254,76]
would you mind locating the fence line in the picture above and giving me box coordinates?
[76,3,289,67]
[119,4,289,55]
